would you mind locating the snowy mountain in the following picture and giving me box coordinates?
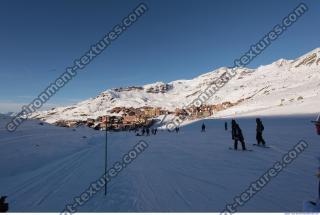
[31,48,320,123]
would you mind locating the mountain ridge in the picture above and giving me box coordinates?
[31,48,320,123]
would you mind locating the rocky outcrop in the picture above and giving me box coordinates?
[144,82,173,93]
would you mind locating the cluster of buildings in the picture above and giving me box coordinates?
[174,98,246,120]
[54,106,171,131]
[53,98,246,130]
[95,106,171,130]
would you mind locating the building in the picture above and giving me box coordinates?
[144,107,161,117]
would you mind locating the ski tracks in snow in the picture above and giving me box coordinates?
[5,146,93,211]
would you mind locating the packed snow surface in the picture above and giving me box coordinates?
[1,115,319,212]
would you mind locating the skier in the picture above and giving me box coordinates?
[151,128,155,135]
[225,121,228,131]
[312,114,320,135]
[201,123,206,132]
[154,128,158,135]
[0,196,8,212]
[304,114,320,211]
[304,158,320,211]
[317,159,320,202]
[256,118,266,145]
[146,128,150,136]
[175,127,179,133]
[231,119,246,150]
[141,128,145,136]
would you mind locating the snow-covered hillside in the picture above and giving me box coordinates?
[31,48,320,123]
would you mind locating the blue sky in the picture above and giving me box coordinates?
[0,0,319,112]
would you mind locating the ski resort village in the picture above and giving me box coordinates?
[30,48,320,132]
[36,101,245,130]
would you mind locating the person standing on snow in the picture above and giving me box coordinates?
[0,196,8,212]
[303,114,320,211]
[312,114,320,135]
[201,123,206,132]
[306,157,320,211]
[316,159,320,202]
[231,119,246,150]
[312,115,320,205]
[146,128,150,136]
[256,118,266,145]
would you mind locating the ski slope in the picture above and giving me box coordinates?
[0,115,319,212]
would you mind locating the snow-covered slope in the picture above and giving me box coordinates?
[1,115,320,212]
[31,48,320,123]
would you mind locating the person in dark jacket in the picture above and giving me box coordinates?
[256,118,266,145]
[146,128,150,136]
[231,119,246,150]
[231,120,236,136]
[201,123,206,132]
[0,196,8,212]
[175,127,179,133]
[312,114,320,135]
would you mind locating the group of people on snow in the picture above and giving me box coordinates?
[136,125,182,136]
[133,114,320,211]
[232,118,266,150]
[136,117,266,151]
[200,118,266,151]
[136,127,158,136]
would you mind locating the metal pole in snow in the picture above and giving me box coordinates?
[105,118,107,196]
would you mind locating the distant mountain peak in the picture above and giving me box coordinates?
[293,47,320,68]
